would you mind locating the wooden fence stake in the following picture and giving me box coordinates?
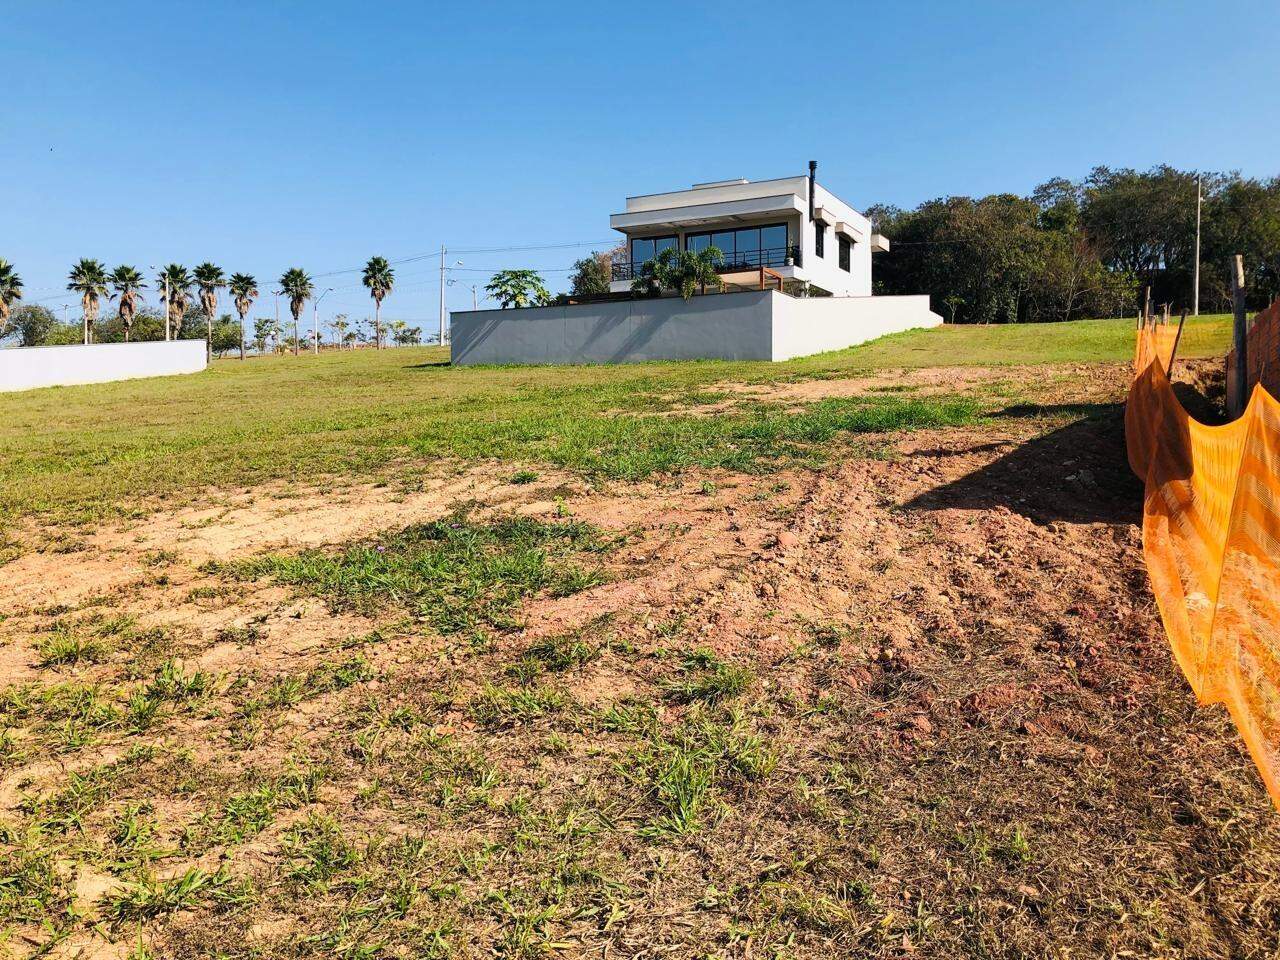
[1231,254,1249,416]
[1170,308,1187,375]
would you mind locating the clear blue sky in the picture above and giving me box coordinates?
[5,0,1278,329]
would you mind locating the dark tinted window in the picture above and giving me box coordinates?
[838,235,851,271]
[631,235,676,264]
[761,224,787,253]
[686,233,710,254]
[814,220,826,258]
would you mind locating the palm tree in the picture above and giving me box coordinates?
[361,256,395,349]
[278,268,314,357]
[0,259,23,339]
[67,258,110,344]
[631,247,724,300]
[389,319,407,346]
[228,273,258,361]
[193,263,226,359]
[108,266,146,342]
[156,264,194,338]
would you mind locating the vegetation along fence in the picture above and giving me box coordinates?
[1127,319,1280,806]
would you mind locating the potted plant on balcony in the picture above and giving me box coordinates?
[630,246,725,300]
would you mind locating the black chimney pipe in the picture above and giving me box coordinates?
[808,160,817,222]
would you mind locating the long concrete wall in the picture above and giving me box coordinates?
[452,291,777,365]
[450,292,942,366]
[0,340,208,393]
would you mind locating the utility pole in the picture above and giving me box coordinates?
[1193,175,1202,316]
[313,288,333,355]
[438,244,447,347]
[472,285,478,311]
[1231,254,1248,416]
[272,290,281,355]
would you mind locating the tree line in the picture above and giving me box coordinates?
[0,256,407,355]
[868,165,1280,324]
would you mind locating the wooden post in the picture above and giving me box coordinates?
[1170,308,1187,376]
[1144,286,1152,323]
[1231,254,1248,415]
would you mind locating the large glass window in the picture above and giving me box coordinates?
[631,235,677,265]
[838,235,851,271]
[685,223,791,268]
[814,220,826,259]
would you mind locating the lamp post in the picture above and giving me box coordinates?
[313,287,333,355]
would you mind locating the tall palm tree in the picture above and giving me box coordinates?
[278,268,314,357]
[156,264,194,338]
[361,256,394,349]
[228,273,258,361]
[109,265,146,342]
[67,258,110,344]
[0,259,23,339]
[193,263,226,359]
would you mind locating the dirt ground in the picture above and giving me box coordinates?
[3,360,1278,959]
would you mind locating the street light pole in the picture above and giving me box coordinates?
[272,290,281,354]
[438,244,447,347]
[1193,174,1202,317]
[313,288,333,355]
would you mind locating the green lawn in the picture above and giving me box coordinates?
[0,315,1230,525]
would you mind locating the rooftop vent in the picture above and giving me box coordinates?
[692,178,749,190]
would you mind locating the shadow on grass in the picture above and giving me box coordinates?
[403,360,452,369]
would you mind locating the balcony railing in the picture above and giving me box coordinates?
[612,245,801,282]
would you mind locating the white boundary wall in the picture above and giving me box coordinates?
[0,340,208,393]
[450,292,941,366]
[771,294,939,360]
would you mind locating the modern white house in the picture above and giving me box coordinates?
[450,164,941,366]
[608,165,888,298]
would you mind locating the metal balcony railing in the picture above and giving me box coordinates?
[611,245,801,282]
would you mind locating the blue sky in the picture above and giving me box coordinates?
[5,0,1278,328]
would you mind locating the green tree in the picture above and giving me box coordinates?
[109,265,146,342]
[67,258,109,344]
[485,269,551,309]
[5,304,54,346]
[252,316,278,354]
[156,264,194,337]
[193,263,226,359]
[361,256,395,349]
[394,324,422,346]
[568,249,619,299]
[331,314,349,349]
[228,273,258,361]
[631,246,725,300]
[278,268,314,356]
[0,259,22,339]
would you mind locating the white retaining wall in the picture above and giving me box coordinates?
[450,292,941,366]
[0,340,208,393]
[772,294,940,361]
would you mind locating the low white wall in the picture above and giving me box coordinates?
[771,294,942,361]
[0,340,208,393]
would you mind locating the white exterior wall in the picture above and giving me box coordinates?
[0,340,208,393]
[771,295,941,361]
[800,183,873,297]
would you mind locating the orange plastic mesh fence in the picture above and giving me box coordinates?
[1127,323,1280,806]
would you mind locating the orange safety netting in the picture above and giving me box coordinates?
[1127,323,1280,806]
